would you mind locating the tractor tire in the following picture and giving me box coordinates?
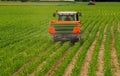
[53,38,58,42]
[71,38,79,44]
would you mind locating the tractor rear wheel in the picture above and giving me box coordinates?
[71,38,79,44]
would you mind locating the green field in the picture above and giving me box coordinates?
[0,2,120,76]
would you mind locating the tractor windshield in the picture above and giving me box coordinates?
[58,15,76,21]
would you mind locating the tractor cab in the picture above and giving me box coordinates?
[54,12,81,21]
[57,12,79,21]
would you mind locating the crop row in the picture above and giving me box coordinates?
[0,2,120,76]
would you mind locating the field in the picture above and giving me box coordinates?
[0,2,120,76]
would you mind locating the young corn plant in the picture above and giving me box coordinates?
[71,17,102,76]
[17,42,61,76]
[52,42,81,76]
[35,42,70,76]
[103,19,113,76]
[88,21,106,76]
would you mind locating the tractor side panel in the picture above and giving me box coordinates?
[52,24,75,34]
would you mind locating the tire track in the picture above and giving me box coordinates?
[96,25,107,76]
[110,24,120,76]
[79,31,100,76]
[44,47,72,76]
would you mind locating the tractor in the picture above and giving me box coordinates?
[48,11,82,43]
[88,0,96,5]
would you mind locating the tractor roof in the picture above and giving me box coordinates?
[57,11,77,15]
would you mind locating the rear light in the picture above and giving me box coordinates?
[72,27,80,34]
[48,27,55,34]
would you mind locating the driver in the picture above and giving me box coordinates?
[64,16,71,21]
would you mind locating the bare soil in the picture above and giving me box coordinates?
[12,60,29,76]
[110,24,120,76]
[12,52,35,76]
[28,47,62,76]
[63,24,96,76]
[118,22,120,37]
[79,31,100,76]
[44,47,71,76]
[12,45,51,76]
[96,25,107,76]
[63,46,83,76]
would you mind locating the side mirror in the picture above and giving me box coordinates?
[53,13,56,17]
